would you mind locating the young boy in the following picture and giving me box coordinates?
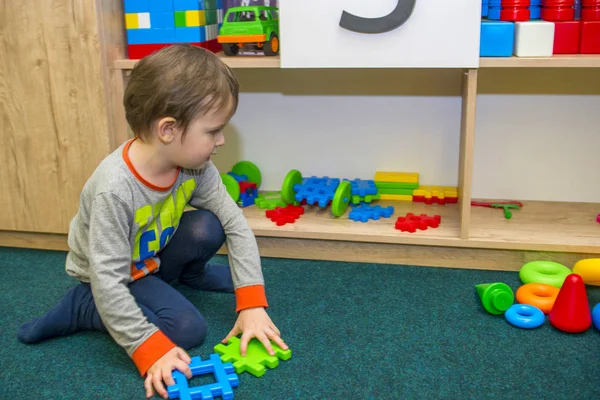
[17,44,287,399]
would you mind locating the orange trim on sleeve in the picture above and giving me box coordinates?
[235,284,268,312]
[132,330,176,376]
[122,138,180,192]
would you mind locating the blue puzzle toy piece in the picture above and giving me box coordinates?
[293,176,340,208]
[168,354,239,400]
[349,204,394,223]
[480,21,515,57]
[227,172,248,182]
[238,188,258,207]
[343,178,378,197]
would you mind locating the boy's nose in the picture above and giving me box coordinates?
[216,132,225,146]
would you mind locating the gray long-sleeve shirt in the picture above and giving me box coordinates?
[65,139,267,375]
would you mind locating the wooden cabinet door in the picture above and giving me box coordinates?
[0,0,112,233]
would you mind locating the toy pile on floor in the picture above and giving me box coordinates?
[167,336,291,400]
[475,258,600,333]
[220,161,460,232]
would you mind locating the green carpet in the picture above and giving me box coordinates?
[1,246,599,399]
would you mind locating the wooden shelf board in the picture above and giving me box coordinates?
[479,55,600,68]
[243,201,461,246]
[114,52,280,69]
[241,199,600,254]
[469,199,600,252]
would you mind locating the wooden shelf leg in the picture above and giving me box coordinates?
[458,69,478,239]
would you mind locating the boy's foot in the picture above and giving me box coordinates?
[180,263,234,293]
[17,283,104,344]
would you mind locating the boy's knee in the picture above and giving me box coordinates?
[187,209,226,252]
[169,309,208,350]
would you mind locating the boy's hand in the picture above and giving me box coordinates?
[221,307,288,356]
[144,346,192,399]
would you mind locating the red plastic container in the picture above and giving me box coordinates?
[581,20,600,53]
[553,21,582,53]
[501,7,531,20]
[582,7,600,20]
[542,0,575,5]
[542,7,576,21]
[502,0,531,5]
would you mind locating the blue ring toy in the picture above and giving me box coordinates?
[505,304,545,329]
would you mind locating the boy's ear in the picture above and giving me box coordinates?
[157,117,178,144]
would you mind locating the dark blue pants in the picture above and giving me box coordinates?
[17,209,232,350]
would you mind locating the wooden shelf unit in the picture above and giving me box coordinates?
[3,0,599,272]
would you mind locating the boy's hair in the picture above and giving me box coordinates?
[124,45,239,140]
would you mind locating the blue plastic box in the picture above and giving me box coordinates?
[480,21,515,57]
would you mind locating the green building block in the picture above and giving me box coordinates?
[174,11,186,28]
[214,336,292,378]
[351,193,381,205]
[375,181,419,190]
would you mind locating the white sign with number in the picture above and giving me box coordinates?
[279,0,482,68]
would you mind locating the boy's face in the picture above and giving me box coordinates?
[165,98,233,170]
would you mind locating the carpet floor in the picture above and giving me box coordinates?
[1,246,599,399]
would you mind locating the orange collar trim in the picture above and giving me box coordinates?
[122,138,180,192]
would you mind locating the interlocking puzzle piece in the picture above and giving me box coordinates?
[343,178,378,197]
[349,204,394,222]
[413,186,458,205]
[227,172,248,182]
[254,192,287,210]
[395,213,441,233]
[214,336,292,378]
[374,171,419,184]
[238,189,257,207]
[168,354,239,400]
[238,181,257,193]
[351,192,381,205]
[293,176,340,208]
[265,205,304,226]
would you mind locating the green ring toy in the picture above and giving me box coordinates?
[281,169,303,205]
[331,180,351,217]
[220,173,241,202]
[519,261,571,288]
[231,161,261,188]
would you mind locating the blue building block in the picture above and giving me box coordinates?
[168,354,239,400]
[149,0,174,12]
[174,0,201,11]
[480,21,515,57]
[175,27,206,43]
[530,6,541,19]
[239,189,258,207]
[124,0,150,13]
[227,172,248,182]
[348,204,394,223]
[482,1,489,17]
[343,179,378,197]
[293,176,340,208]
[151,12,175,29]
[126,28,176,44]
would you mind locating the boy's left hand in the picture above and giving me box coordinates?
[221,307,288,356]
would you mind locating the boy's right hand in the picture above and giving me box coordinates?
[144,346,192,399]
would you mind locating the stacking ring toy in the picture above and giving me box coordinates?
[593,303,600,332]
[573,258,600,286]
[519,261,571,288]
[516,283,559,314]
[505,304,545,329]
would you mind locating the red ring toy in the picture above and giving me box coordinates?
[516,283,560,314]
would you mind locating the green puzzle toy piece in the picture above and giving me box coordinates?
[213,336,292,378]
[254,191,287,209]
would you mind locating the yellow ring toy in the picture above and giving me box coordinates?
[516,283,559,314]
[573,258,600,286]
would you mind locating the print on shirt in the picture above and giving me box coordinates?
[130,179,196,280]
